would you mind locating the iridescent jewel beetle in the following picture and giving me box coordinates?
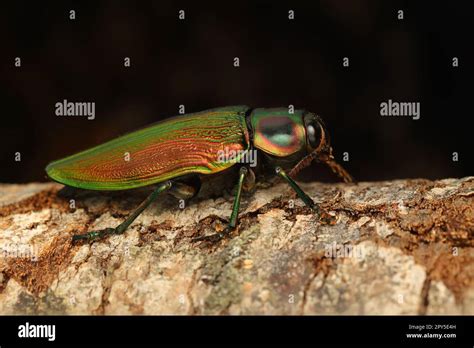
[45,106,353,242]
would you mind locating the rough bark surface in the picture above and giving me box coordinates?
[0,177,473,315]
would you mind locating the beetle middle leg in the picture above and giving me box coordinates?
[72,180,173,242]
[192,166,248,243]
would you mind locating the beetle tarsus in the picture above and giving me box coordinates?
[72,227,116,242]
[192,226,233,243]
[310,204,321,217]
[192,232,224,243]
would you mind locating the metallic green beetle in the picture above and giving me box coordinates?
[46,106,353,242]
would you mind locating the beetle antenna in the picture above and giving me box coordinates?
[289,146,354,183]
[323,156,354,183]
[317,146,354,183]
[288,151,318,178]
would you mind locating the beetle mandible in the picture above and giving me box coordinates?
[46,106,353,242]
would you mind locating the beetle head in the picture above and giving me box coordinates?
[289,112,354,183]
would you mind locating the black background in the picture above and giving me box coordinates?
[0,315,472,346]
[1,0,472,183]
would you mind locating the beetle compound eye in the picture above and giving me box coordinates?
[303,113,326,151]
[306,121,322,150]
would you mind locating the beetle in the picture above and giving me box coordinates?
[46,105,353,242]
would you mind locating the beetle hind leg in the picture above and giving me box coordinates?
[168,176,201,202]
[72,181,173,242]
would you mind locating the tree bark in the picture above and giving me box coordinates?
[0,177,473,315]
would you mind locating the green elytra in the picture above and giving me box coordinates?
[45,106,354,242]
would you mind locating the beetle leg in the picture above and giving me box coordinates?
[193,167,248,243]
[72,181,173,242]
[168,179,201,201]
[275,167,319,215]
[242,167,256,192]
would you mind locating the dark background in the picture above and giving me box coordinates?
[1,0,472,183]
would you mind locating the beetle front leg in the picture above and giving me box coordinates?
[72,181,173,242]
[275,167,321,216]
[193,167,248,243]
